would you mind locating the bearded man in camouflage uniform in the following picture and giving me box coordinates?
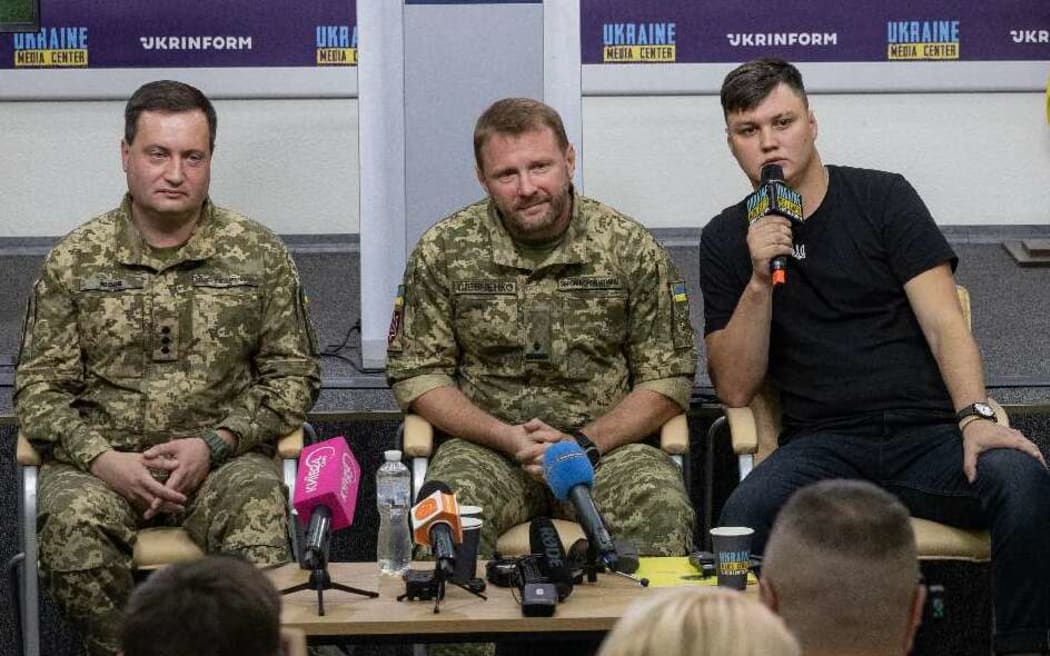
[387,97,696,560]
[14,80,321,656]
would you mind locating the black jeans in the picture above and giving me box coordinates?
[720,414,1050,654]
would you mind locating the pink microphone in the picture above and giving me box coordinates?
[292,437,361,569]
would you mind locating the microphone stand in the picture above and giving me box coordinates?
[581,539,603,584]
[572,540,649,588]
[396,557,487,614]
[279,540,378,616]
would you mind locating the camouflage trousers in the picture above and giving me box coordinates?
[37,452,291,656]
[426,438,694,560]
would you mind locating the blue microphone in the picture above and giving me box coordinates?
[542,441,619,571]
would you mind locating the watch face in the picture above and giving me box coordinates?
[975,402,994,418]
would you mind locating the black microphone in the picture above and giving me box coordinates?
[542,442,619,572]
[302,506,332,570]
[412,480,460,578]
[528,516,574,601]
[746,163,804,286]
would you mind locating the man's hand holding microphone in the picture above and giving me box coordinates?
[746,163,804,288]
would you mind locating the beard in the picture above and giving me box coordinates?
[496,180,572,243]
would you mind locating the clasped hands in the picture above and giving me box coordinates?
[509,418,573,481]
[90,436,212,520]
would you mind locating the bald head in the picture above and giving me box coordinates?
[761,480,925,656]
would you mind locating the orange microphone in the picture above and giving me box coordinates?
[411,480,462,576]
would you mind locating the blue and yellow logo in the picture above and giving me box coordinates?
[316,25,357,66]
[746,188,771,223]
[13,26,89,67]
[671,282,688,304]
[887,20,960,60]
[602,22,676,63]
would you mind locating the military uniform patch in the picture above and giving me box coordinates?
[670,280,692,349]
[80,275,146,292]
[671,281,688,303]
[558,276,624,292]
[453,279,517,295]
[387,285,405,348]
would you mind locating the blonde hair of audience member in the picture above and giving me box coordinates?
[759,480,926,656]
[598,587,800,656]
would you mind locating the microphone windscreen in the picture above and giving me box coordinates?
[292,437,360,531]
[761,163,784,182]
[543,441,594,502]
[416,479,453,504]
[411,487,463,546]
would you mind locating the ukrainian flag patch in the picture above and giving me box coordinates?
[671,281,688,303]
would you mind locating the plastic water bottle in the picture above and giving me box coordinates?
[376,449,412,575]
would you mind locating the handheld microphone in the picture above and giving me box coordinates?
[292,437,361,570]
[528,516,574,601]
[746,163,804,286]
[542,441,619,572]
[411,480,462,578]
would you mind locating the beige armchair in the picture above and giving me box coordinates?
[15,425,308,656]
[710,286,992,561]
[401,413,689,555]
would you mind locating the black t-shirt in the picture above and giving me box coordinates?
[699,165,958,437]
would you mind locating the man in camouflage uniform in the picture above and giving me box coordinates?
[14,80,321,656]
[387,97,696,560]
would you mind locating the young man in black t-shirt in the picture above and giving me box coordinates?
[699,58,1050,655]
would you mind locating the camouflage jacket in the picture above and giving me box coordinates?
[15,196,322,470]
[387,193,696,432]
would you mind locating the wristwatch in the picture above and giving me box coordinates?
[200,429,232,469]
[572,432,601,469]
[956,402,997,424]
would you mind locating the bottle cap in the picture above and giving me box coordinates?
[384,449,403,462]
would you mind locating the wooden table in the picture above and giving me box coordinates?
[268,561,665,644]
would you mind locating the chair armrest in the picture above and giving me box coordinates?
[17,432,41,467]
[659,414,688,455]
[277,426,304,459]
[989,399,1010,428]
[724,407,758,456]
[280,628,308,656]
[403,414,434,458]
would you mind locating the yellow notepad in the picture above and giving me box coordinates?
[635,557,758,588]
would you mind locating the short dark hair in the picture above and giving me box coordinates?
[763,480,919,652]
[770,479,915,560]
[125,80,217,151]
[473,97,569,170]
[121,555,281,656]
[720,58,808,118]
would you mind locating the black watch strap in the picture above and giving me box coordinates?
[955,402,997,424]
[200,429,232,469]
[572,432,601,469]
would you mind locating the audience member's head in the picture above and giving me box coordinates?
[120,555,282,656]
[760,479,926,656]
[598,586,801,656]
